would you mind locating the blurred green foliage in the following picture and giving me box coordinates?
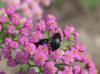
[0,2,5,8]
[53,0,100,11]
[53,0,65,9]
[83,0,100,11]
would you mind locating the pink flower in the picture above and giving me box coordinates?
[71,46,85,61]
[2,48,12,58]
[31,1,43,19]
[28,68,37,74]
[6,0,21,8]
[82,54,93,64]
[64,66,73,74]
[7,58,16,67]
[36,20,46,32]
[0,8,6,14]
[19,36,29,46]
[25,43,36,55]
[0,15,7,24]
[44,61,57,74]
[63,51,74,64]
[71,46,78,58]
[47,14,56,20]
[64,26,75,39]
[7,25,16,35]
[4,38,12,46]
[34,51,48,66]
[9,41,19,49]
[6,6,16,15]
[16,70,25,74]
[50,49,63,62]
[20,28,29,36]
[58,71,66,74]
[73,64,81,73]
[73,31,79,40]
[80,69,88,74]
[47,19,58,31]
[24,18,33,30]
[76,51,85,61]
[37,44,49,56]
[75,42,87,52]
[0,72,6,74]
[20,3,33,18]
[15,51,29,64]
[11,13,20,25]
[30,31,43,42]
[88,66,98,74]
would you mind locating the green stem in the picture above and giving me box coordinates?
[47,30,51,41]
[28,62,40,68]
[39,67,43,74]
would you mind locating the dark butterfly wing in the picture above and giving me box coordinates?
[35,38,48,47]
[50,37,61,51]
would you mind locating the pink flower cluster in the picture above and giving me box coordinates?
[1,0,52,19]
[0,7,98,74]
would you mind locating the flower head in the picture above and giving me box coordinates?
[0,15,7,24]
[36,20,46,32]
[24,18,33,30]
[47,19,58,31]
[20,27,29,36]
[63,51,74,64]
[15,51,29,64]
[7,25,16,35]
[25,43,36,55]
[30,31,43,42]
[11,13,20,25]
[34,51,48,66]
[50,49,63,62]
[7,58,16,67]
[19,36,29,46]
[44,61,57,74]
[6,6,16,15]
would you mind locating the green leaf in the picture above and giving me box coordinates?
[3,23,9,31]
[16,25,23,30]
[13,35,19,40]
[21,64,29,71]
[0,3,5,8]
[56,64,64,70]
[0,44,4,48]
[29,58,35,66]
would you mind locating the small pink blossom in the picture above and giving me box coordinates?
[0,15,7,24]
[24,18,33,30]
[47,19,58,31]
[34,51,48,66]
[50,49,63,62]
[20,28,29,36]
[63,51,74,64]
[44,61,57,74]
[36,20,46,32]
[11,13,21,25]
[6,6,16,15]
[64,26,75,39]
[37,44,49,56]
[30,31,43,42]
[25,43,36,55]
[19,36,29,46]
[7,25,16,35]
